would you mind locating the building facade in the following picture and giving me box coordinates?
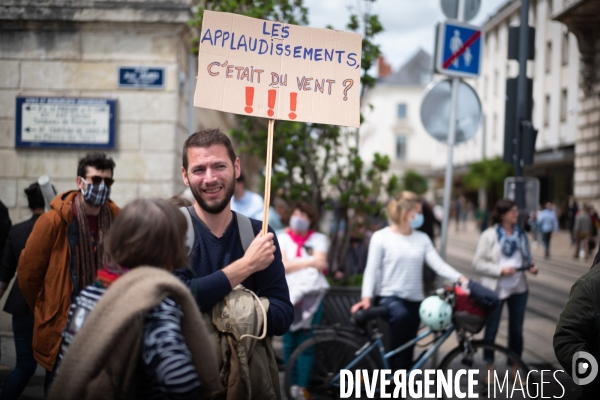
[0,0,237,223]
[430,0,581,214]
[360,50,437,178]
[555,0,600,209]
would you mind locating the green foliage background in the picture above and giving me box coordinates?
[402,169,429,195]
[462,157,514,206]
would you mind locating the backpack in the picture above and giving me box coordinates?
[180,206,255,254]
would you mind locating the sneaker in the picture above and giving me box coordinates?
[290,385,299,399]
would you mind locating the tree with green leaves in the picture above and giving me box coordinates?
[462,157,514,207]
[189,0,396,280]
[402,169,429,195]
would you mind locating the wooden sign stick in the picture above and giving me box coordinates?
[261,119,275,236]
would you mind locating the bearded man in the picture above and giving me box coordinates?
[178,128,293,336]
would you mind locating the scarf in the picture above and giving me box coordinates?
[74,194,113,290]
[287,229,315,257]
[495,224,532,265]
[94,263,129,288]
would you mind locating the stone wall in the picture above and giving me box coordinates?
[555,0,600,209]
[0,0,205,332]
[0,2,197,223]
[573,55,600,206]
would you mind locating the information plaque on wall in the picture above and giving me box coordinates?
[15,97,116,149]
[118,66,165,89]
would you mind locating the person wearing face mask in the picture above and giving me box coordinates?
[278,202,329,399]
[17,152,120,393]
[351,191,468,371]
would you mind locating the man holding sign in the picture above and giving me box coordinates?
[177,129,292,398]
[187,9,362,398]
[177,129,293,331]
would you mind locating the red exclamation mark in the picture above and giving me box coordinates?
[244,87,254,113]
[289,92,297,120]
[267,89,276,117]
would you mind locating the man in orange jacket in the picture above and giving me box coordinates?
[17,152,120,392]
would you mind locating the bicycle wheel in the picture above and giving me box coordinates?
[284,331,380,400]
[437,340,536,400]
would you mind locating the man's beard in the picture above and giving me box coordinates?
[188,172,235,214]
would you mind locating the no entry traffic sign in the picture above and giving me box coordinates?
[435,21,483,78]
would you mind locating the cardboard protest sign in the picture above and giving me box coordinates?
[194,11,362,128]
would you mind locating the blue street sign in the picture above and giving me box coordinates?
[118,66,165,89]
[435,21,484,78]
[15,97,116,149]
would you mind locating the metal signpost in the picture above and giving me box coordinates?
[429,0,484,259]
[499,0,537,228]
[423,0,484,366]
[512,0,533,211]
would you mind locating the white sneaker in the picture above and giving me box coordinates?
[290,385,299,399]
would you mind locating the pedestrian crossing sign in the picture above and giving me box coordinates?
[435,21,484,78]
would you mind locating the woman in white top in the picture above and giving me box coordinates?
[351,191,467,370]
[278,202,329,396]
[473,198,538,370]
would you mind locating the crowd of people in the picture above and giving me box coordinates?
[0,127,598,399]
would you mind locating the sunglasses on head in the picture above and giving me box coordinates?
[84,176,115,187]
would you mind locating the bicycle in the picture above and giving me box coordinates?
[284,287,535,399]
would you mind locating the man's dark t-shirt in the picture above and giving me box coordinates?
[175,210,293,336]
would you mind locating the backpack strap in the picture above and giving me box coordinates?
[181,207,255,255]
[235,212,255,253]
[180,206,195,256]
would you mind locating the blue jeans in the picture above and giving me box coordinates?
[0,314,38,400]
[483,291,528,363]
[542,232,552,256]
[377,296,421,370]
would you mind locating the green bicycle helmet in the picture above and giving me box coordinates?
[419,295,453,331]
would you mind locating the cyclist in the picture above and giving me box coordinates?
[351,191,468,370]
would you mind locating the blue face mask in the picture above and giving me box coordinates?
[410,213,424,229]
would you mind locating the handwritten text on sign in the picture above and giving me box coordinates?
[194,11,362,128]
